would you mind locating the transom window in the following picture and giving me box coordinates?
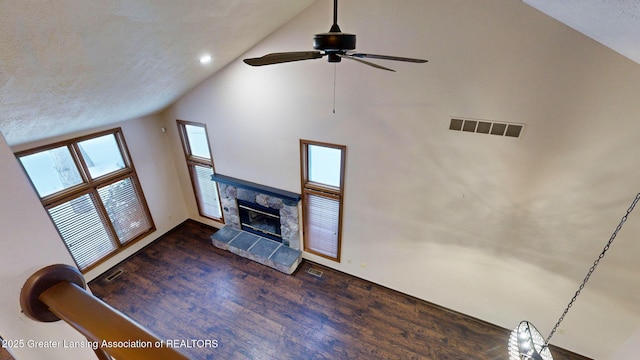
[19,146,84,197]
[177,120,223,221]
[182,123,212,160]
[300,140,346,261]
[16,128,155,272]
[307,144,343,188]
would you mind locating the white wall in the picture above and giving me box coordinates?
[612,326,640,360]
[165,1,640,358]
[0,132,95,359]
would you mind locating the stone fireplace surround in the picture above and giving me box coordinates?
[210,174,302,274]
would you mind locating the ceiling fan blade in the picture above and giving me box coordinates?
[339,54,395,72]
[243,51,323,66]
[349,52,428,63]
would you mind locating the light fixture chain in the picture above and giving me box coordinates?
[544,192,640,346]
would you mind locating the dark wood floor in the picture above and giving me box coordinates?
[89,220,591,360]
[0,346,13,360]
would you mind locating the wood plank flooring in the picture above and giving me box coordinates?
[0,346,13,360]
[89,220,591,360]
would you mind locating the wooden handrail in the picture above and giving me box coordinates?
[20,264,189,360]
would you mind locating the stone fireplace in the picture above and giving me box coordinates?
[210,174,302,274]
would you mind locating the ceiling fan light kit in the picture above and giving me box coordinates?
[243,0,427,72]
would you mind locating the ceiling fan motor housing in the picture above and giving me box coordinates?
[242,0,427,69]
[313,32,356,62]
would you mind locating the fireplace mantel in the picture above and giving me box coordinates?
[211,173,300,205]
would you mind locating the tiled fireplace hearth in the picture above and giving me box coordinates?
[210,174,302,274]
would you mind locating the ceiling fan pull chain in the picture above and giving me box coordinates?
[333,64,337,114]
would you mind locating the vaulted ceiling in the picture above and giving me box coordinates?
[3,1,640,359]
[1,0,639,146]
[0,0,315,145]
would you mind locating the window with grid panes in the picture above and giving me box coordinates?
[177,120,223,221]
[300,140,346,261]
[16,128,155,272]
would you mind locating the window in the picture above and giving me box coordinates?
[177,120,223,221]
[300,140,346,261]
[16,129,155,272]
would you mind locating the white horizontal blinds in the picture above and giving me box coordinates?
[48,194,117,270]
[304,191,340,258]
[193,164,222,219]
[177,120,223,221]
[97,177,152,244]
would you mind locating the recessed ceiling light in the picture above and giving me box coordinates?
[199,54,212,64]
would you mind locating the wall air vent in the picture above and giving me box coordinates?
[449,118,524,138]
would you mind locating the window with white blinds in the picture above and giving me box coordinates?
[304,191,341,258]
[97,177,152,244]
[300,140,346,262]
[16,128,155,272]
[48,193,117,270]
[192,164,221,218]
[177,120,223,221]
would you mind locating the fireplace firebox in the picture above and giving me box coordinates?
[237,199,282,242]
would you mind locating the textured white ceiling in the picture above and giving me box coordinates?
[0,0,315,145]
[1,0,639,146]
[523,0,640,64]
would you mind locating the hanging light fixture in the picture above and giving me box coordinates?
[508,193,640,360]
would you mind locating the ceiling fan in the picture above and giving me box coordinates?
[243,0,428,72]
